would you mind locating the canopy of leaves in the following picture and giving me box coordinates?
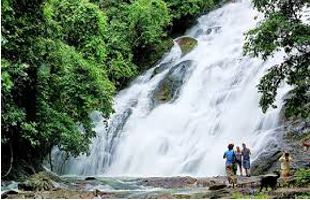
[1,0,115,161]
[166,0,218,20]
[244,0,310,119]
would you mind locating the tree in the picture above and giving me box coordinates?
[244,0,310,119]
[166,0,216,20]
[1,0,116,177]
[127,0,171,47]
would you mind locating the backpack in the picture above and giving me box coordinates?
[232,151,236,163]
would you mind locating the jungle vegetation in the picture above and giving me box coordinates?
[1,0,221,178]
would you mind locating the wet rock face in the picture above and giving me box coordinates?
[151,60,195,106]
[251,137,282,176]
[251,120,310,176]
[174,36,198,56]
[151,61,172,79]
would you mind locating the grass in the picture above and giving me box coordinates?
[294,192,310,199]
[231,193,269,199]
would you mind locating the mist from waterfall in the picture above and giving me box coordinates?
[52,0,290,177]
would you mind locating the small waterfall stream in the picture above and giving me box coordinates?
[52,0,290,177]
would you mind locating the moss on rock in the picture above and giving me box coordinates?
[25,171,63,191]
[154,80,174,103]
[175,36,198,55]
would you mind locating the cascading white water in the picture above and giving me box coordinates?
[52,0,290,177]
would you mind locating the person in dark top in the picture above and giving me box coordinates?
[242,143,251,177]
[223,144,237,186]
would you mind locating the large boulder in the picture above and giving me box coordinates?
[209,183,227,190]
[151,60,195,106]
[251,120,310,176]
[25,171,63,191]
[150,61,172,79]
[174,36,198,56]
[251,137,282,176]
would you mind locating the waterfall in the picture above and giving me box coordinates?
[52,0,290,177]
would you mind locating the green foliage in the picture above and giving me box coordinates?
[1,0,116,165]
[91,0,220,72]
[127,0,171,47]
[33,38,115,156]
[294,193,310,199]
[244,0,310,119]
[294,168,310,187]
[166,0,217,20]
[43,0,108,63]
[1,0,221,176]
[231,193,269,199]
[1,59,28,145]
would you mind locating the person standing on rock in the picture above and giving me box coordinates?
[235,146,243,176]
[241,143,251,177]
[302,138,310,151]
[223,144,237,187]
[279,152,292,182]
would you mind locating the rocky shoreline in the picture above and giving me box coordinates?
[2,120,309,199]
[2,172,309,199]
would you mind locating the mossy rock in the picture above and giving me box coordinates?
[151,62,171,79]
[154,80,173,103]
[175,36,198,56]
[25,171,63,191]
[152,60,194,106]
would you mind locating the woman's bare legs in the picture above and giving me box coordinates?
[239,164,243,176]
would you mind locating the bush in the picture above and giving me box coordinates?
[127,0,171,47]
[295,168,310,187]
[294,193,310,199]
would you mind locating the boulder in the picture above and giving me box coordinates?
[251,120,310,176]
[25,171,63,191]
[18,182,33,191]
[250,137,282,176]
[151,60,195,106]
[209,183,227,190]
[174,36,198,56]
[85,177,96,181]
[151,62,172,79]
[1,190,18,199]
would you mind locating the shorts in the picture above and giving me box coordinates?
[236,160,242,167]
[226,165,237,184]
[243,159,250,169]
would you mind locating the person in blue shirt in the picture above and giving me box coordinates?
[223,143,237,186]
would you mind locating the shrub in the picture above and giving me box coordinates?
[295,168,310,187]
